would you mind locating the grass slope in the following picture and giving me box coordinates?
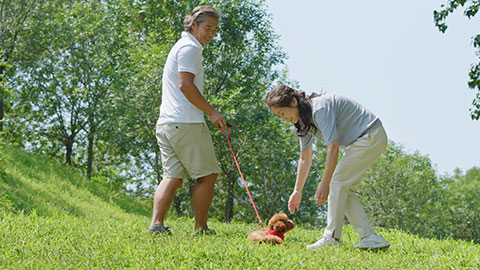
[1,146,479,269]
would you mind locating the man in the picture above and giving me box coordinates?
[150,5,226,236]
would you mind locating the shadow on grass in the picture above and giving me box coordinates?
[1,146,151,218]
[0,172,83,216]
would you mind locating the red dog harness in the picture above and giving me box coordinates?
[264,228,285,240]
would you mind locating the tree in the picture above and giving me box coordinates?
[5,0,83,162]
[10,0,133,179]
[0,0,26,131]
[0,58,5,175]
[439,167,480,243]
[358,142,443,238]
[4,0,320,225]
[12,0,100,167]
[434,0,480,120]
[0,0,50,132]
[73,0,131,178]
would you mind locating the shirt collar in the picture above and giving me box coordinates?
[295,118,306,131]
[182,31,203,49]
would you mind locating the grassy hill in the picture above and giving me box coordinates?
[1,146,479,269]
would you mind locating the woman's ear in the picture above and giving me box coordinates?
[291,97,298,107]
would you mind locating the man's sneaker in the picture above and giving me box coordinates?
[193,227,217,236]
[306,235,341,249]
[149,225,172,235]
[354,234,390,250]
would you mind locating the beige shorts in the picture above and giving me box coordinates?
[156,123,220,179]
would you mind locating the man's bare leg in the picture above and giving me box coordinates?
[150,178,183,227]
[192,173,217,231]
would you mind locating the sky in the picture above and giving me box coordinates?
[264,0,480,175]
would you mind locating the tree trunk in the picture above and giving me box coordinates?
[0,85,3,132]
[87,132,94,179]
[188,180,195,218]
[65,137,73,165]
[0,65,5,132]
[172,193,183,215]
[86,115,96,179]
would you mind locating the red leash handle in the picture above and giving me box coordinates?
[220,123,263,227]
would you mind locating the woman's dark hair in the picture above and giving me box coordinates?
[265,84,321,136]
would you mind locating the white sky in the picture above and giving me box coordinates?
[265,0,480,175]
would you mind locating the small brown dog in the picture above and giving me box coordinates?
[247,213,295,244]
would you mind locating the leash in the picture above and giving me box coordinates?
[219,123,263,227]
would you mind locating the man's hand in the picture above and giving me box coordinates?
[208,109,226,129]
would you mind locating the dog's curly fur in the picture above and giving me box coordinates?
[247,213,295,244]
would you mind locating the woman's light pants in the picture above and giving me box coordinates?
[324,125,388,239]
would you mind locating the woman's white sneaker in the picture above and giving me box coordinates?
[306,235,341,249]
[354,234,390,250]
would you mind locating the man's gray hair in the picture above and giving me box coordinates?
[184,5,220,32]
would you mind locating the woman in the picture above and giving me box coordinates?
[265,84,390,250]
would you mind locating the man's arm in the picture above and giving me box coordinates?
[178,72,226,128]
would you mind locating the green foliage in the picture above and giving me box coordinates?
[439,167,480,242]
[358,143,480,243]
[9,0,133,172]
[91,168,128,194]
[0,154,4,177]
[434,0,480,120]
[0,75,5,176]
[0,0,58,140]
[4,0,296,215]
[0,144,5,177]
[469,62,480,119]
[0,192,15,215]
[359,142,442,238]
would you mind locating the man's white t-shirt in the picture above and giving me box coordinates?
[157,31,205,125]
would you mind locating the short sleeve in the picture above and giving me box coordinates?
[314,109,339,146]
[299,133,315,151]
[177,45,200,75]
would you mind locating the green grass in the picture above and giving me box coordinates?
[1,146,479,269]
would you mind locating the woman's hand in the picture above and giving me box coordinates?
[315,140,338,205]
[288,190,302,214]
[315,180,330,205]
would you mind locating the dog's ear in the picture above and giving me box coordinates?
[268,214,279,229]
[268,218,275,230]
[286,219,295,231]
